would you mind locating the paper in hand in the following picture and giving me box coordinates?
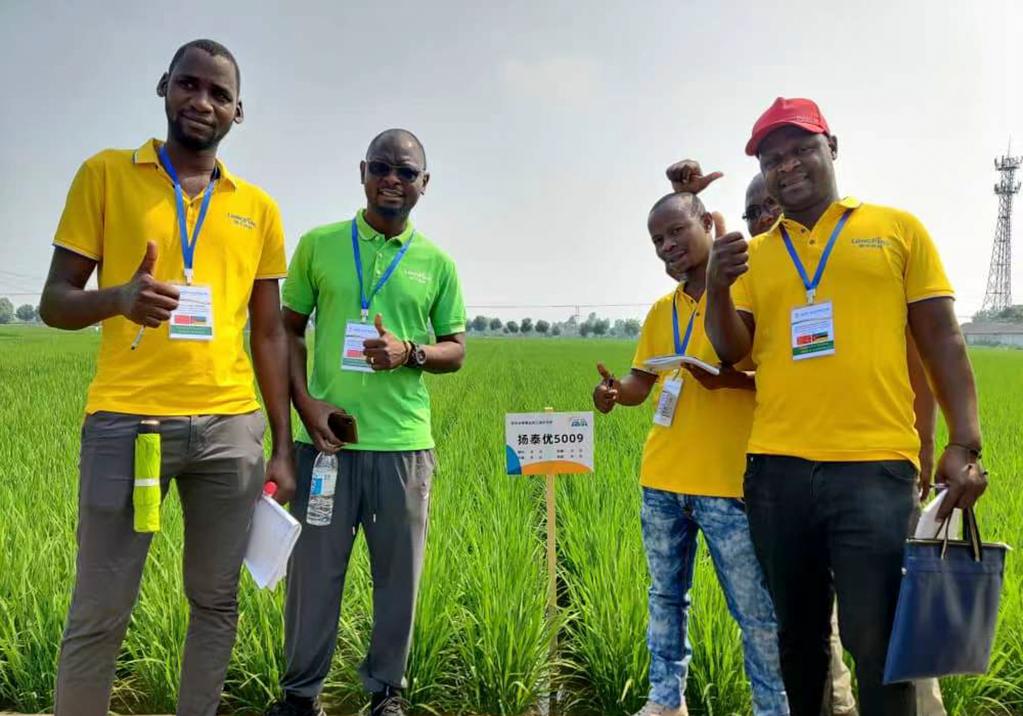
[244,494,302,589]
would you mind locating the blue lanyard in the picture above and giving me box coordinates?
[779,208,853,304]
[671,292,698,356]
[159,145,216,285]
[351,217,415,321]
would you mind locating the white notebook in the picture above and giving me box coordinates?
[244,495,302,590]
[643,354,721,376]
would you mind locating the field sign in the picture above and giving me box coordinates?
[505,411,594,475]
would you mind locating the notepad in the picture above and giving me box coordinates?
[915,490,962,541]
[244,495,302,590]
[643,354,721,375]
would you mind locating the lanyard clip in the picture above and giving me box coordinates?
[806,288,815,305]
[184,267,194,286]
[360,307,369,322]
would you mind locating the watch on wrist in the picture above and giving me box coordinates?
[406,341,427,368]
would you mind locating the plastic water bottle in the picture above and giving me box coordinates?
[307,452,338,526]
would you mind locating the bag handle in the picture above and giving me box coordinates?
[939,506,982,562]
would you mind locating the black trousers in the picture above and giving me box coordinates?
[744,455,918,716]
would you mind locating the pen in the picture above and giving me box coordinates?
[131,326,145,350]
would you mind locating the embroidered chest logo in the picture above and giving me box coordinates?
[228,213,256,230]
[404,269,431,284]
[851,237,894,250]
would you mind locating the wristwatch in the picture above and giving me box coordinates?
[405,341,427,368]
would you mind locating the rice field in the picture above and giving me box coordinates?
[0,326,1020,715]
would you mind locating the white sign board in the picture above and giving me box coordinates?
[505,411,594,475]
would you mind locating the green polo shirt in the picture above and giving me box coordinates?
[282,210,466,451]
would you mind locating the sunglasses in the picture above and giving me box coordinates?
[742,197,781,223]
[366,160,423,183]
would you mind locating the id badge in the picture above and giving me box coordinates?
[791,301,836,360]
[653,375,683,427]
[341,320,379,373]
[168,284,214,340]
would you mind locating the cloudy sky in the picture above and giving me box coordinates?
[1,0,1020,322]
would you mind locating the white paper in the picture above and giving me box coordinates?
[244,494,302,589]
[168,284,214,340]
[341,320,379,373]
[652,377,683,427]
[790,301,835,360]
[643,354,721,375]
[915,491,963,541]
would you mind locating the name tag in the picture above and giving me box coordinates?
[791,301,835,360]
[168,284,214,341]
[653,376,683,427]
[341,320,379,372]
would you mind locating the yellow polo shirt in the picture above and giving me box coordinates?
[633,287,755,498]
[53,139,288,416]
[732,197,953,466]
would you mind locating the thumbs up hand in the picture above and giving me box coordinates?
[707,212,749,291]
[363,313,410,371]
[592,362,621,414]
[118,241,181,327]
[665,159,724,195]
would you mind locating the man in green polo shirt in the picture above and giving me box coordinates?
[265,129,466,716]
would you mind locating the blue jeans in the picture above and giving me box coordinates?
[641,488,789,715]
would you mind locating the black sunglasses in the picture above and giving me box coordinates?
[366,160,423,183]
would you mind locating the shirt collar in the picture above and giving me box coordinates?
[355,208,415,245]
[777,195,861,235]
[675,281,706,308]
[132,139,238,191]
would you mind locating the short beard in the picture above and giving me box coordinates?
[166,107,229,152]
[372,203,410,220]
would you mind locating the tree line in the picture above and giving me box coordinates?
[0,298,38,324]
[467,312,641,338]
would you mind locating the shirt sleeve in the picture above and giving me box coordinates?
[256,200,288,279]
[901,211,954,303]
[430,258,467,335]
[53,158,104,261]
[281,231,317,315]
[732,272,754,314]
[631,302,662,373]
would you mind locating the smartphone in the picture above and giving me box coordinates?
[327,411,358,444]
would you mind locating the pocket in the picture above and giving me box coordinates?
[879,459,918,484]
[413,450,436,498]
[742,454,765,495]
[244,411,268,445]
[79,432,135,512]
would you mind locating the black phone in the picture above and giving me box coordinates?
[327,411,358,444]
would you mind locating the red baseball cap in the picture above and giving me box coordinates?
[745,97,831,156]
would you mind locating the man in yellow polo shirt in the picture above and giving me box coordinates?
[704,97,986,716]
[669,160,948,716]
[39,40,294,716]
[592,192,788,716]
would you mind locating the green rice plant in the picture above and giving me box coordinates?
[1,327,1021,715]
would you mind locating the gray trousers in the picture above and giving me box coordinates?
[283,443,434,698]
[55,411,267,716]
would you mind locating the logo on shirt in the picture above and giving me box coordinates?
[404,269,432,284]
[851,237,893,250]
[228,213,256,230]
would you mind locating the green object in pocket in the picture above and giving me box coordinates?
[133,420,162,533]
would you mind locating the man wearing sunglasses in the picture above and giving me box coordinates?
[266,129,466,716]
[670,160,947,716]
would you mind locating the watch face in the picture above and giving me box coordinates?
[414,347,427,366]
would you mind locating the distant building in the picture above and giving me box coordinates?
[960,322,1023,348]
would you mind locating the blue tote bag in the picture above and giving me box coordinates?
[884,507,1009,683]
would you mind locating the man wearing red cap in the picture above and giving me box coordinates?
[703,97,987,716]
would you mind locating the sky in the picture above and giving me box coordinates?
[1,0,1020,323]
